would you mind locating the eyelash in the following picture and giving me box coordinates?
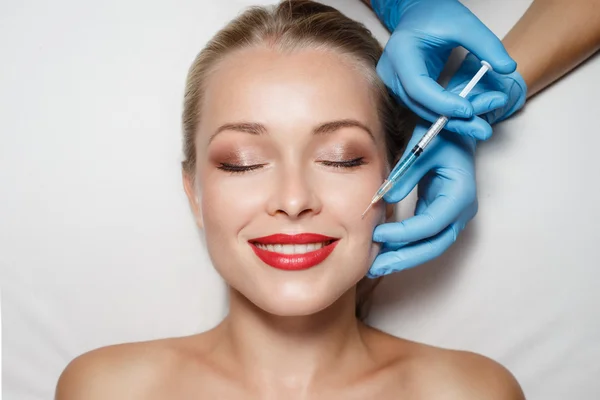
[319,157,366,169]
[217,163,266,174]
[217,157,366,174]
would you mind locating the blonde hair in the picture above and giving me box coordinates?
[181,0,414,320]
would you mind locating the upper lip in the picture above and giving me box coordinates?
[249,233,338,245]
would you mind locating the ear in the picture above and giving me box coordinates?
[385,202,396,222]
[182,170,203,229]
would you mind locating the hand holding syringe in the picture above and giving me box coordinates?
[362,60,493,218]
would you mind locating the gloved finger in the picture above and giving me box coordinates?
[457,21,516,74]
[381,151,431,203]
[414,196,429,215]
[470,92,509,128]
[375,191,432,248]
[380,241,409,251]
[469,91,508,115]
[451,115,494,141]
[385,40,474,118]
[393,92,495,140]
[377,55,442,124]
[495,75,529,122]
[373,193,471,244]
[367,223,461,278]
[387,83,444,124]
[378,124,433,204]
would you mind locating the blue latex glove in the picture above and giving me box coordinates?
[366,58,526,277]
[372,0,519,139]
[366,1,529,277]
[446,53,527,128]
[367,121,478,278]
[366,56,527,277]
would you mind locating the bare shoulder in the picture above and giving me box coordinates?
[420,347,526,400]
[367,328,525,400]
[55,340,176,400]
[54,335,212,400]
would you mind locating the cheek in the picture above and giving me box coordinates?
[198,171,270,282]
[320,165,386,256]
[201,172,264,229]
[326,177,381,215]
[323,157,387,219]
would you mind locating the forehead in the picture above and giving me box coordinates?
[198,46,380,137]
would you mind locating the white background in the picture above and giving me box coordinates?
[1,0,599,398]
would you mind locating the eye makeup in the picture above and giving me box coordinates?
[314,141,372,169]
[207,135,377,175]
[209,147,268,174]
[319,157,366,169]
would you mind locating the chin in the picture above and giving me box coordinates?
[254,295,338,317]
[244,273,363,317]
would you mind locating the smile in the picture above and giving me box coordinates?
[249,233,340,271]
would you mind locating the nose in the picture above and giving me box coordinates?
[266,166,322,219]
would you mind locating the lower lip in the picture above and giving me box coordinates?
[249,241,339,271]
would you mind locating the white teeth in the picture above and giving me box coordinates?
[255,241,331,254]
[282,245,294,255]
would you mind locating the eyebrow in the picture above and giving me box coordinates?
[209,119,375,143]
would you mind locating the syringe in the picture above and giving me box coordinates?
[361,60,493,219]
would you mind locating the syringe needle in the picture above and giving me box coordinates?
[361,202,374,219]
[361,191,386,219]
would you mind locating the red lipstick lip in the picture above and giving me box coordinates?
[248,233,340,271]
[250,233,338,245]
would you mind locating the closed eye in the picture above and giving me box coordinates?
[319,157,366,169]
[217,163,266,174]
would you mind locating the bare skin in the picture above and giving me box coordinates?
[55,5,528,398]
[502,0,600,97]
[56,288,524,399]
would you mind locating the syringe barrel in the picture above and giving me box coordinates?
[388,148,420,184]
[417,116,448,150]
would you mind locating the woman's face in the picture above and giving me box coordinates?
[185,47,390,316]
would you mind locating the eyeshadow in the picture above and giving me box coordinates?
[315,141,369,161]
[209,146,265,166]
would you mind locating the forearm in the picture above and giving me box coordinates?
[503,0,600,97]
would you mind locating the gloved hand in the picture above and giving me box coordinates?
[365,0,529,277]
[366,56,526,276]
[367,120,478,278]
[446,52,527,129]
[372,0,519,139]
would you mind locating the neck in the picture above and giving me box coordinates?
[215,286,373,392]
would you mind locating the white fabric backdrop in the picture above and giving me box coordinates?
[1,0,598,398]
